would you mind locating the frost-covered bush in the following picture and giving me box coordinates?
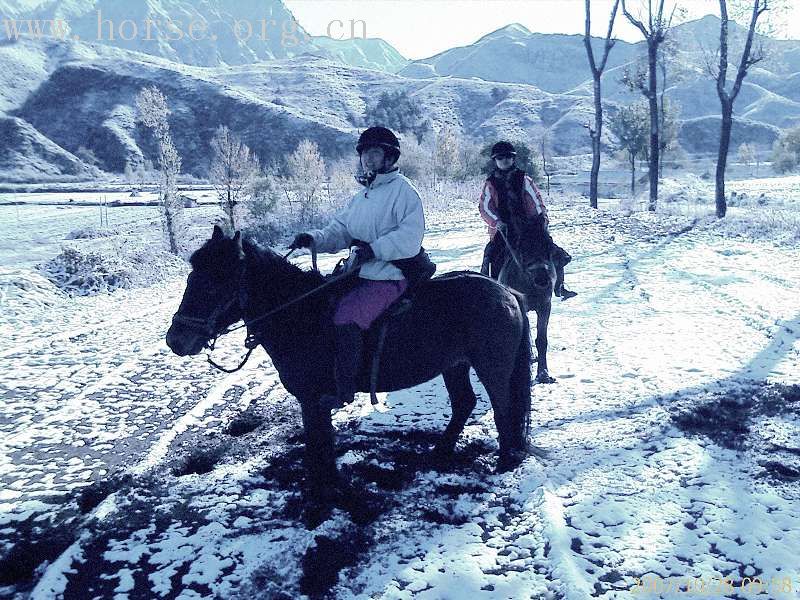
[66,226,113,240]
[38,247,130,295]
[0,268,66,324]
[770,126,800,174]
[241,216,283,247]
[709,209,800,245]
[37,243,187,296]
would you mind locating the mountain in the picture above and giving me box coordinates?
[1,0,410,73]
[5,0,317,65]
[0,0,49,17]
[311,36,408,74]
[0,35,603,181]
[401,16,800,134]
[1,14,795,182]
[400,23,639,93]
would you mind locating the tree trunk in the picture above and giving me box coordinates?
[590,76,603,209]
[630,155,636,196]
[647,43,660,212]
[227,185,234,229]
[716,102,733,218]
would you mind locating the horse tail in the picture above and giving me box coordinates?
[509,292,533,451]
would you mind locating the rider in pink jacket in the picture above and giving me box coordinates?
[479,141,576,299]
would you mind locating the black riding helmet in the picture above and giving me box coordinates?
[491,141,517,159]
[357,126,401,162]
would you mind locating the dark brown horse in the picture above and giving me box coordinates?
[497,214,558,384]
[166,226,533,491]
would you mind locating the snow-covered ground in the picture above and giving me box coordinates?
[1,180,799,599]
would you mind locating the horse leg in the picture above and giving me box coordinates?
[299,399,339,496]
[433,364,478,460]
[471,359,521,472]
[534,303,556,384]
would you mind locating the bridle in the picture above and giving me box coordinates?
[171,242,356,373]
[496,223,553,286]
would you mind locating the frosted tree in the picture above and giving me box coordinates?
[770,126,800,173]
[209,126,260,231]
[433,125,462,188]
[135,86,183,255]
[583,0,620,209]
[610,102,649,196]
[284,140,326,224]
[326,158,358,210]
[737,142,758,174]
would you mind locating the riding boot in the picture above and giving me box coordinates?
[480,242,492,277]
[332,323,363,409]
[552,245,577,300]
[554,263,578,300]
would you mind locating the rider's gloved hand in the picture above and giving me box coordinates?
[290,232,314,250]
[351,243,375,266]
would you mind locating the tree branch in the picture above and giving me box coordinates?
[622,0,650,38]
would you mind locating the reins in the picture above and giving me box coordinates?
[197,240,357,373]
[496,225,526,272]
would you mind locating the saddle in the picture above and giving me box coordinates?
[327,247,437,405]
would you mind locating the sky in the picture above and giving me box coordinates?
[285,0,800,60]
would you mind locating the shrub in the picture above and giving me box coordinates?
[38,247,129,296]
[66,226,113,240]
[770,126,800,174]
[364,90,431,143]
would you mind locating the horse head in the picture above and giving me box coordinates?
[503,213,556,301]
[166,225,245,356]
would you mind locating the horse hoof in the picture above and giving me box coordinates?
[496,451,525,474]
[536,372,557,384]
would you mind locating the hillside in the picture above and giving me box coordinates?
[1,13,798,182]
[403,16,800,133]
[0,0,410,72]
[0,36,604,181]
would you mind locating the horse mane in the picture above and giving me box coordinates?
[512,213,551,259]
[241,236,325,286]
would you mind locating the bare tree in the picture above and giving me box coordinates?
[621,0,679,211]
[538,129,555,195]
[584,0,620,209]
[135,86,183,255]
[712,0,771,218]
[210,126,260,230]
[655,36,686,176]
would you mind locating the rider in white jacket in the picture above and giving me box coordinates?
[291,127,425,410]
[309,168,425,281]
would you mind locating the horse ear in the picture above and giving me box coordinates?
[233,231,241,243]
[212,224,224,241]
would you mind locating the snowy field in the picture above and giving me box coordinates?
[1,178,799,599]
